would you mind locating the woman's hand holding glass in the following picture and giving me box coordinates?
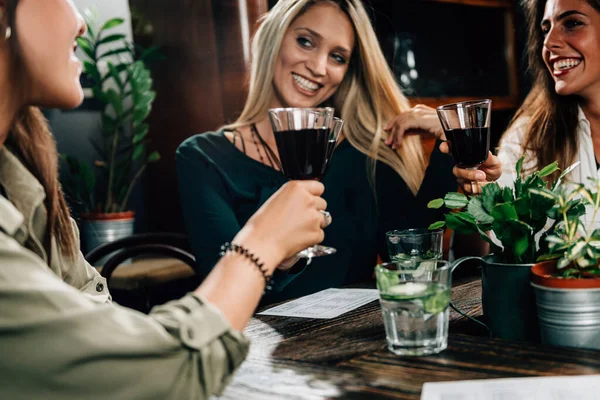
[233,180,329,275]
[438,144,503,195]
[384,104,446,149]
[383,103,503,195]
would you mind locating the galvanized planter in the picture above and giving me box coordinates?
[80,211,135,256]
[531,261,600,350]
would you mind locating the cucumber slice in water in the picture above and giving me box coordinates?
[385,282,429,299]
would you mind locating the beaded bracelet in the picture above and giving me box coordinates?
[220,242,274,292]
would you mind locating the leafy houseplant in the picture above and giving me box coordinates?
[528,177,600,350]
[427,159,580,342]
[427,159,579,265]
[62,13,159,215]
[533,178,600,278]
[61,12,160,252]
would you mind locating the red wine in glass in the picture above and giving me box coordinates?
[443,126,490,169]
[268,107,343,259]
[436,99,492,193]
[274,127,330,180]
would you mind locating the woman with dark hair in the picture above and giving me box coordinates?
[0,1,328,398]
[445,0,600,196]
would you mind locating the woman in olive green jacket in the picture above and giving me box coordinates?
[0,1,329,399]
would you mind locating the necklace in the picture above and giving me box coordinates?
[251,124,282,171]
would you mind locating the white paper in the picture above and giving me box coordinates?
[421,375,600,400]
[257,288,379,319]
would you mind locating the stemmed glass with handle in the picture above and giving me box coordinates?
[436,99,491,194]
[268,107,343,259]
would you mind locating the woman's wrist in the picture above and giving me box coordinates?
[232,225,286,276]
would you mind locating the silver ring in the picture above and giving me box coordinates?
[319,210,331,228]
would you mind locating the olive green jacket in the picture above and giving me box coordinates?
[0,148,249,399]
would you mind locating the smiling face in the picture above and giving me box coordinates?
[12,0,86,108]
[271,2,355,109]
[542,0,600,98]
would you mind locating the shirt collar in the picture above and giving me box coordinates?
[0,147,46,222]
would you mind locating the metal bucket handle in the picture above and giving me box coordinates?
[451,256,492,337]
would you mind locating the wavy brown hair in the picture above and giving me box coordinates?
[3,0,76,259]
[505,0,600,175]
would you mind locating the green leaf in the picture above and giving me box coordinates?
[99,46,131,60]
[76,37,95,60]
[529,188,559,200]
[428,199,444,209]
[92,86,108,103]
[501,187,514,203]
[537,161,559,178]
[443,192,468,209]
[147,151,160,163]
[456,211,477,225]
[82,61,101,83]
[429,221,445,230]
[101,63,128,83]
[105,88,123,115]
[132,123,149,144]
[133,143,145,161]
[482,183,501,213]
[97,33,126,46]
[514,235,529,258]
[557,257,571,269]
[515,157,524,177]
[536,253,562,262]
[133,106,151,123]
[467,197,494,224]
[107,61,124,90]
[491,203,518,222]
[100,17,124,32]
[556,161,580,184]
[445,213,476,235]
[135,91,156,111]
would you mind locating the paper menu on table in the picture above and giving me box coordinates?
[421,375,600,400]
[257,288,379,319]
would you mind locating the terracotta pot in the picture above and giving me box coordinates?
[531,260,600,289]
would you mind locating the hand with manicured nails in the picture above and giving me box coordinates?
[233,180,328,275]
[384,104,445,149]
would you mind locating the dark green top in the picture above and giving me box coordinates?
[176,130,455,303]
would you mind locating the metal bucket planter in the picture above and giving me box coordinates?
[453,255,539,342]
[80,211,135,261]
[531,261,600,350]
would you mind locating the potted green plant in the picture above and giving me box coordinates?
[61,12,159,253]
[529,178,600,350]
[427,159,578,342]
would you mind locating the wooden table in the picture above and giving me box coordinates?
[215,277,600,399]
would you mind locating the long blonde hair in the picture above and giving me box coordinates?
[3,0,76,259]
[225,0,426,194]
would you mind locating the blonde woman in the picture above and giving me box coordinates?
[0,0,327,397]
[177,0,455,303]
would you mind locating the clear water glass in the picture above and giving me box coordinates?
[386,228,443,267]
[375,260,452,356]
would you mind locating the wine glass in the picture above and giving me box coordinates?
[436,99,491,194]
[268,107,343,259]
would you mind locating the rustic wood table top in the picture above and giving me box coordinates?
[215,277,600,400]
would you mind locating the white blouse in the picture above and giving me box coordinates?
[497,107,599,228]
